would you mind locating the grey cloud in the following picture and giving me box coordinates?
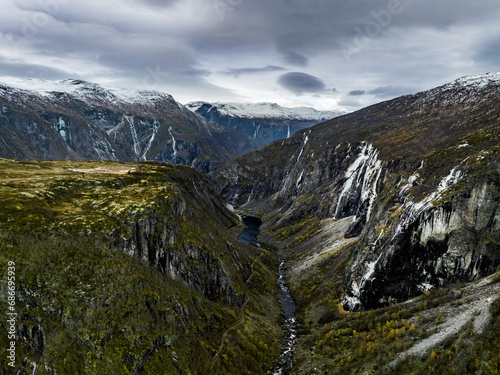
[368,87,392,97]
[0,60,75,80]
[338,97,362,108]
[136,0,177,8]
[282,51,308,67]
[348,90,366,96]
[221,65,286,77]
[1,0,500,110]
[474,37,500,66]
[368,86,413,98]
[348,87,414,98]
[278,72,326,95]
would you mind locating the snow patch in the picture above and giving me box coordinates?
[296,170,304,188]
[399,172,421,197]
[296,135,309,161]
[0,76,175,106]
[126,116,141,158]
[253,123,261,139]
[141,118,160,161]
[53,116,70,144]
[417,283,433,292]
[363,254,382,281]
[392,168,463,241]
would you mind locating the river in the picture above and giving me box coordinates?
[272,260,297,374]
[238,216,297,374]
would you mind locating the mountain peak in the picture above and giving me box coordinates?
[451,72,500,88]
[430,72,500,95]
[0,76,175,106]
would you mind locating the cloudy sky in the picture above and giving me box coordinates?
[1,0,499,111]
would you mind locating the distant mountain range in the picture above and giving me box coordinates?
[0,78,341,172]
[0,77,262,172]
[186,101,344,148]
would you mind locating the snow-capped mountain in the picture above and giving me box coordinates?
[185,101,344,147]
[441,72,500,91]
[185,101,343,121]
[412,72,500,109]
[0,77,257,172]
[0,77,176,107]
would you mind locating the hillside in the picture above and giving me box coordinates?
[0,159,282,374]
[0,73,499,374]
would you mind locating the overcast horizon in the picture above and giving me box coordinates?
[1,0,499,111]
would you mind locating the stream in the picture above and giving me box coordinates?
[272,260,297,374]
[238,216,297,374]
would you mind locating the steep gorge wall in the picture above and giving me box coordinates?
[113,191,245,306]
[217,138,500,310]
[0,160,246,307]
[343,167,500,310]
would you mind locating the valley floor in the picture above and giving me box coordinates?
[254,213,500,374]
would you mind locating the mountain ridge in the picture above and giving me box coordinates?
[185,101,343,121]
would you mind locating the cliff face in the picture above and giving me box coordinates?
[108,169,245,305]
[0,78,257,172]
[340,146,499,310]
[215,73,500,310]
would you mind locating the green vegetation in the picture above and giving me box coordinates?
[0,159,282,374]
[290,262,500,374]
[0,233,224,374]
[392,297,500,375]
[274,218,321,250]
